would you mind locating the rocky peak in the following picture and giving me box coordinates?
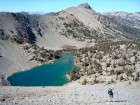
[77,3,92,10]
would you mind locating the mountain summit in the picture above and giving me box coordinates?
[77,3,92,10]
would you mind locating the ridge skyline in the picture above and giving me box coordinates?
[0,1,139,13]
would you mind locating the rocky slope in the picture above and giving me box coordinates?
[0,73,10,86]
[0,85,140,105]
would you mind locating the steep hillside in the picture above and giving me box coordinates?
[53,3,126,43]
[68,40,140,87]
[0,12,77,48]
[64,3,102,29]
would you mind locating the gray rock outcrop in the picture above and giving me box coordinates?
[0,72,10,86]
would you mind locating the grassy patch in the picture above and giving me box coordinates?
[62,45,77,49]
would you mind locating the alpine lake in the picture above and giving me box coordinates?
[8,53,80,86]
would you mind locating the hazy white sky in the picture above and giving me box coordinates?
[0,0,140,13]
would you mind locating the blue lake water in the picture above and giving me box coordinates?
[8,53,79,86]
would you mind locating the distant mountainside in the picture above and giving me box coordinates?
[102,12,140,28]
[136,12,140,15]
[45,12,55,16]
[102,12,140,38]
[19,12,55,16]
[18,12,30,15]
[19,12,47,15]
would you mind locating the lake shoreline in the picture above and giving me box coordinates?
[8,53,79,86]
[6,59,57,86]
[65,55,83,81]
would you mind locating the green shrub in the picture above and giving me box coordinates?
[111,79,114,83]
[110,69,114,75]
[70,74,79,81]
[82,62,89,67]
[116,75,118,80]
[116,70,123,75]
[108,81,111,84]
[120,75,123,81]
[113,63,116,68]
[135,76,139,82]
[94,79,99,84]
[81,79,87,85]
[106,63,111,68]
[113,55,119,59]
[136,72,140,77]
[69,69,79,81]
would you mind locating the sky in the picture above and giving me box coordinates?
[0,0,139,13]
